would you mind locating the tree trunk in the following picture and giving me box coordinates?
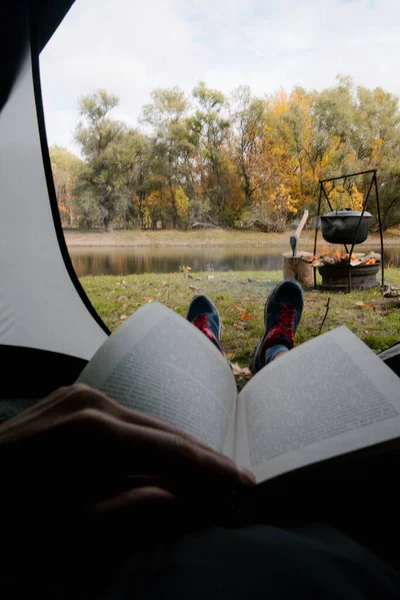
[139,191,145,229]
[103,217,113,232]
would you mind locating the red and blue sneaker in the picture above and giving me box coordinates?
[249,280,304,374]
[186,295,223,355]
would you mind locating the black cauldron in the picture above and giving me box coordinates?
[320,210,372,245]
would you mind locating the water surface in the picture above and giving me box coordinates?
[69,245,400,277]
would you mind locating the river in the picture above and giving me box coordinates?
[68,245,400,277]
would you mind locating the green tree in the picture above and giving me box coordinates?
[312,76,357,180]
[141,87,191,227]
[230,86,266,209]
[49,146,83,227]
[352,86,400,228]
[74,90,127,230]
[312,78,400,228]
[67,79,400,232]
[108,129,153,228]
[191,82,231,220]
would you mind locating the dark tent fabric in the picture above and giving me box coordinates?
[0,0,108,397]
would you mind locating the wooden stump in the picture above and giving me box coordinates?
[282,251,313,285]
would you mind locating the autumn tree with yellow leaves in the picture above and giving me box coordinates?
[51,77,400,231]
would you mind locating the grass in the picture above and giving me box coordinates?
[65,228,400,248]
[66,228,295,248]
[80,268,400,367]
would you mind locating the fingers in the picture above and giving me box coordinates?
[97,413,255,488]
[1,384,178,440]
[1,383,255,513]
[1,383,234,469]
[88,486,176,513]
[49,385,244,466]
[70,387,244,468]
[73,387,230,461]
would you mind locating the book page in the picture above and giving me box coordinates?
[78,303,237,456]
[236,326,400,482]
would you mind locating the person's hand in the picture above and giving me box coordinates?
[0,384,254,524]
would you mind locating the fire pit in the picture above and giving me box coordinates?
[313,170,384,292]
[303,251,381,291]
[318,262,380,291]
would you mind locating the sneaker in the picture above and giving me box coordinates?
[249,280,304,374]
[186,295,223,354]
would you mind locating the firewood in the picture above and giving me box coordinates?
[323,256,336,265]
[383,285,400,298]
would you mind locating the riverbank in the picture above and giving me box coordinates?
[80,269,400,369]
[65,228,400,248]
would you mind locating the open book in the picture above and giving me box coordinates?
[78,303,400,486]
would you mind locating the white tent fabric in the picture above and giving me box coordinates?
[0,22,107,360]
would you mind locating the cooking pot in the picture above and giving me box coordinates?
[320,210,372,244]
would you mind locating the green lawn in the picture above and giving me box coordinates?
[80,268,400,367]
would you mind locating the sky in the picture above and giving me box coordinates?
[40,0,400,155]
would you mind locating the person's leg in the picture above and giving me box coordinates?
[249,280,304,374]
[186,295,224,355]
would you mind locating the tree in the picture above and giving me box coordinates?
[66,79,400,232]
[312,76,357,180]
[230,86,266,208]
[141,87,191,227]
[74,90,127,230]
[107,129,153,228]
[313,79,400,228]
[75,89,122,160]
[352,86,400,228]
[49,146,83,227]
[191,82,231,221]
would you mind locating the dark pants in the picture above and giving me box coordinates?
[2,521,399,599]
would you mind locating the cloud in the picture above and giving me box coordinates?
[40,0,400,154]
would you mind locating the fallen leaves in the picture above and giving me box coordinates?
[231,362,251,380]
[232,304,255,321]
[239,310,254,321]
[119,314,127,321]
[355,301,376,310]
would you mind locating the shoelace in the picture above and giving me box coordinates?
[192,314,223,353]
[265,304,296,346]
[252,304,297,372]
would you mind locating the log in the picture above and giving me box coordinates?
[191,222,219,229]
[282,251,314,285]
[383,284,400,298]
